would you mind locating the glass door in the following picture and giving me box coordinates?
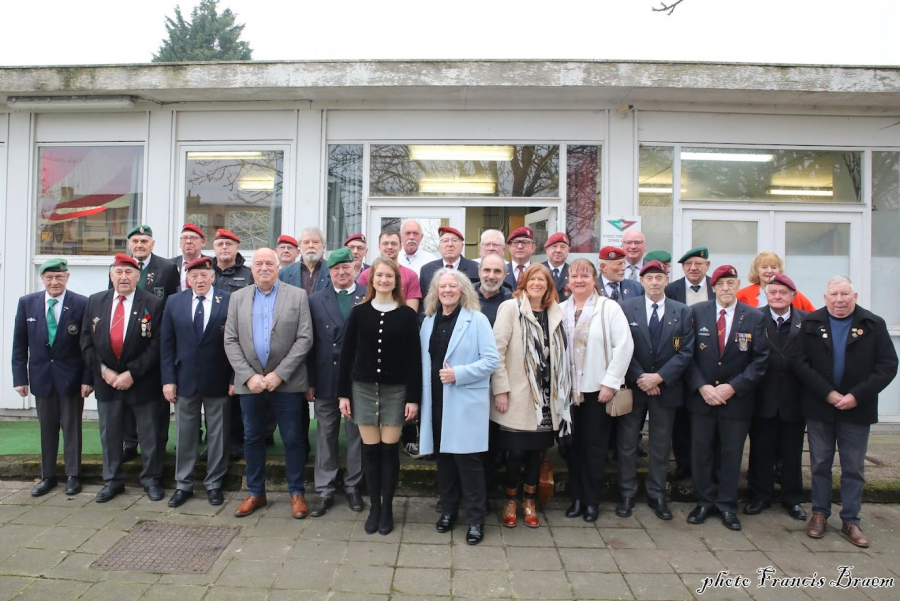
[678,209,763,284]
[367,205,466,264]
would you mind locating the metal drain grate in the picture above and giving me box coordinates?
[92,522,240,573]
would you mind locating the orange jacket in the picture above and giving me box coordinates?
[736,283,816,311]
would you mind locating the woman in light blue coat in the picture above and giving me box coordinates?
[420,268,499,546]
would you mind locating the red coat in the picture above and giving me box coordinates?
[737,283,816,311]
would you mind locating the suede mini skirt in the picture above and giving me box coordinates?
[351,381,408,426]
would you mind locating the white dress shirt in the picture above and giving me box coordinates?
[109,290,136,343]
[770,307,791,324]
[626,261,643,281]
[645,295,665,325]
[443,256,462,270]
[44,290,65,324]
[715,301,737,345]
[399,249,435,276]
[192,287,215,332]
[333,283,357,295]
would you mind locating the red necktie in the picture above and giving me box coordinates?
[111,295,126,360]
[445,264,453,269]
[717,309,726,355]
[517,264,525,284]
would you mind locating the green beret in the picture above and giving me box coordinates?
[39,258,68,274]
[678,247,709,263]
[644,250,672,264]
[327,247,354,268]
[127,224,153,238]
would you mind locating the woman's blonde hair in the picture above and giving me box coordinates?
[362,257,406,305]
[423,268,482,316]
[747,251,783,285]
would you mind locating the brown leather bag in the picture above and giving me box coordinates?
[538,450,554,506]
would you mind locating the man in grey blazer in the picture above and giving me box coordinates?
[224,248,314,519]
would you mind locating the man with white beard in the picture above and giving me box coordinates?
[278,227,331,294]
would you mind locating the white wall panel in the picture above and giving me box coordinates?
[176,110,297,141]
[35,112,148,142]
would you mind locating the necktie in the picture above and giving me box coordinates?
[629,265,639,281]
[194,296,205,341]
[690,285,701,293]
[446,264,453,270]
[517,264,525,284]
[552,268,560,282]
[608,282,619,300]
[649,302,661,350]
[776,316,784,331]
[717,309,727,355]
[337,290,352,319]
[111,295,126,360]
[137,261,146,289]
[47,298,59,346]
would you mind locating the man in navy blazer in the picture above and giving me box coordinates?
[13,258,92,497]
[542,232,571,301]
[619,261,695,521]
[306,248,367,516]
[420,226,480,306]
[503,226,539,290]
[160,257,233,508]
[686,265,768,532]
[597,246,644,302]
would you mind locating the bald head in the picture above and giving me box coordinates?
[251,248,279,291]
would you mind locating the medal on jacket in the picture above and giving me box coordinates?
[141,310,152,338]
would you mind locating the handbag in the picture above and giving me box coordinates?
[599,299,633,417]
[538,450,554,506]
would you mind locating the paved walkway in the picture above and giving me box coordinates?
[0,479,898,600]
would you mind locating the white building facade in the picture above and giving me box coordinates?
[1,60,899,420]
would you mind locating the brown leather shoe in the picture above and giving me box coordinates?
[806,512,827,539]
[841,522,870,548]
[234,495,267,517]
[291,494,310,519]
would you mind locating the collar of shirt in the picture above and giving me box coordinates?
[334,283,356,295]
[45,290,66,307]
[255,280,279,296]
[446,256,462,270]
[600,276,617,289]
[547,261,565,271]
[716,302,736,317]
[193,287,215,304]
[627,260,643,273]
[770,307,791,323]
[645,295,665,319]
[513,260,531,271]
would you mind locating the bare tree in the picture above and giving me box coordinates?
[652,0,686,15]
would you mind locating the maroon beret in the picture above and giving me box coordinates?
[710,265,739,286]
[277,234,299,248]
[507,226,534,243]
[768,273,797,291]
[544,232,570,248]
[215,229,240,244]
[344,233,366,246]
[181,223,205,238]
[599,246,626,261]
[438,226,464,241]
[112,253,140,270]
[185,256,214,271]
[639,260,667,276]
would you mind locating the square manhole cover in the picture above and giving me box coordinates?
[92,522,240,573]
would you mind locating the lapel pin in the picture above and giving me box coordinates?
[27,317,36,322]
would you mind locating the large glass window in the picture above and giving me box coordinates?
[184,150,284,250]
[566,145,602,254]
[326,144,364,251]
[785,222,850,302]
[872,151,900,326]
[681,147,863,203]
[638,145,674,254]
[369,144,559,197]
[36,146,144,256]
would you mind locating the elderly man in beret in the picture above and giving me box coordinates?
[686,265,768,531]
[82,254,167,503]
[503,226,538,289]
[744,274,808,521]
[543,232,571,300]
[344,233,370,279]
[172,223,208,292]
[643,250,671,273]
[275,234,300,269]
[306,248,368,516]
[213,229,253,294]
[160,257,233,508]
[598,246,643,302]
[13,258,92,496]
[793,276,898,548]
[420,226,480,295]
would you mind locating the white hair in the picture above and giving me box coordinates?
[480,229,506,245]
[400,219,422,232]
[300,227,326,244]
[825,275,854,293]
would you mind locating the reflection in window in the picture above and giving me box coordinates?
[692,219,758,281]
[638,145,674,255]
[784,222,849,303]
[185,150,283,250]
[369,145,559,198]
[872,151,900,325]
[566,146,601,254]
[327,145,363,251]
[36,146,144,256]
[681,147,862,203]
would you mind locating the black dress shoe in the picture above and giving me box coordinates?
[122,447,139,462]
[168,489,193,508]
[346,490,364,512]
[95,484,125,503]
[144,483,165,501]
[647,497,673,520]
[615,497,635,518]
[565,500,583,518]
[207,489,224,506]
[743,500,771,515]
[436,513,457,533]
[64,476,82,495]
[583,505,599,523]
[720,511,742,531]
[687,505,712,524]
[309,496,334,517]
[786,504,807,521]
[465,524,484,545]
[31,477,58,497]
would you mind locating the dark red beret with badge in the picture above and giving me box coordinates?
[438,226,464,241]
[185,256,214,271]
[277,234,299,248]
[768,273,796,291]
[215,229,241,244]
[710,264,739,286]
[181,223,205,238]
[639,260,667,276]
[112,253,140,270]
[544,232,570,248]
[344,233,366,246]
[507,226,534,243]
[599,246,626,260]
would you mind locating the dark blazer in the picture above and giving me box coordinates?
[621,296,695,408]
[686,300,768,419]
[278,260,331,292]
[598,277,644,302]
[13,290,92,397]
[109,253,179,303]
[792,306,898,425]
[665,276,713,304]
[543,261,570,301]
[421,257,480,296]
[170,253,211,292]
[81,288,164,404]
[160,287,232,398]
[307,284,368,399]
[756,307,807,421]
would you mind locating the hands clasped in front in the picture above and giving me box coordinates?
[247,372,283,394]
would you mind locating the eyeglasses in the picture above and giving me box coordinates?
[439,238,462,245]
[509,240,534,247]
[481,242,504,249]
[623,241,645,246]
[180,235,202,242]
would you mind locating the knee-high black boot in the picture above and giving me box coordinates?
[380,442,400,535]
[362,442,382,535]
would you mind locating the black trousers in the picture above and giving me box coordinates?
[433,408,486,524]
[690,412,750,514]
[36,393,83,478]
[671,405,692,472]
[748,415,805,506]
[568,392,614,506]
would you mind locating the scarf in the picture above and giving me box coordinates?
[564,292,597,405]
[518,297,573,438]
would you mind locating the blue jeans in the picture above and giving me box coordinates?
[240,391,310,497]
[807,419,870,524]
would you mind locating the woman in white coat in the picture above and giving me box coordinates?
[560,258,634,522]
[419,269,499,546]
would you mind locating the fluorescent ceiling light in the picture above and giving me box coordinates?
[767,187,833,197]
[6,95,137,111]
[409,145,515,162]
[238,177,275,191]
[681,152,774,162]
[189,151,267,160]
[419,177,496,194]
[638,186,673,194]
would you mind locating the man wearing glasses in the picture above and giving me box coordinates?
[476,229,507,263]
[503,226,537,289]
[419,226,480,308]
[172,224,208,292]
[622,230,647,282]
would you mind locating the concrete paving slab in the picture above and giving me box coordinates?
[505,545,562,570]
[215,558,279,588]
[138,584,208,601]
[610,548,676,573]
[0,575,34,600]
[567,571,633,600]
[625,572,694,600]
[27,525,97,551]
[556,547,619,572]
[272,559,338,590]
[509,569,573,599]
[331,564,394,594]
[15,578,91,601]
[80,581,151,600]
[342,540,399,566]
[452,544,509,571]
[451,569,511,598]
[0,548,67,577]
[396,542,452,568]
[41,551,103,582]
[392,566,452,596]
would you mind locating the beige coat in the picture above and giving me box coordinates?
[490,297,564,431]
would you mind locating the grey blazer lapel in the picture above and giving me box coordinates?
[270,285,288,332]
